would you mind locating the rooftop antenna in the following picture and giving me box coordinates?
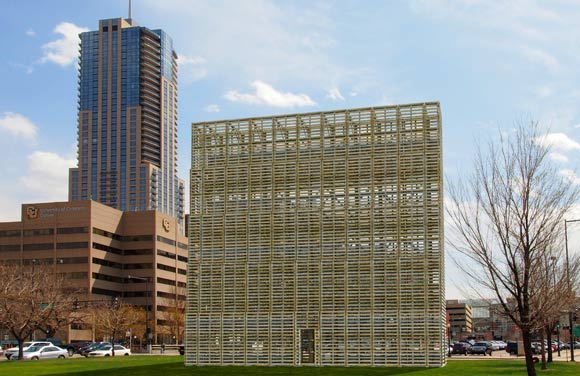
[128,0,132,21]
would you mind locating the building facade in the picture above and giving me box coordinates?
[68,17,185,230]
[460,299,520,341]
[186,103,445,366]
[0,200,187,343]
[446,300,473,340]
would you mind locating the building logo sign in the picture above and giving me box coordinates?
[25,206,87,219]
[162,218,170,232]
[26,206,39,219]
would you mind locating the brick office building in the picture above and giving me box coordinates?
[0,200,187,343]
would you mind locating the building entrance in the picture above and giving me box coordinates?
[300,329,315,364]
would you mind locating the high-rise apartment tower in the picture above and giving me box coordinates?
[69,17,184,229]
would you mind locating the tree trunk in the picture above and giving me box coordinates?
[522,329,537,376]
[17,337,24,361]
[546,324,553,363]
[11,328,26,361]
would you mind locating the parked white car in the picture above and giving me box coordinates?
[19,345,68,360]
[5,341,52,360]
[493,340,508,350]
[87,344,131,357]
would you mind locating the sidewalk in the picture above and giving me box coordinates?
[449,349,579,362]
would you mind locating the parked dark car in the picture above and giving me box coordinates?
[76,342,96,356]
[452,342,471,355]
[561,341,580,350]
[179,345,184,355]
[506,341,518,355]
[66,341,94,356]
[469,341,493,355]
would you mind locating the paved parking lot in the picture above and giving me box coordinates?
[450,349,578,362]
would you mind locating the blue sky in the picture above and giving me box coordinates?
[1,0,580,298]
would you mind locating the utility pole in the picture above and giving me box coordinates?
[564,219,579,362]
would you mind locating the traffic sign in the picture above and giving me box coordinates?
[573,325,580,338]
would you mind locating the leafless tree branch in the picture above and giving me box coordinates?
[446,121,580,376]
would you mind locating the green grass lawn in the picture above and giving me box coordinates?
[1,356,579,376]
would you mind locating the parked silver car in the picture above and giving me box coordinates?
[5,341,52,360]
[22,345,68,360]
[19,345,68,360]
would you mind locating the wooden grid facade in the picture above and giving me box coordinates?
[186,103,445,366]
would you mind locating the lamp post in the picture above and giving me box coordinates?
[126,275,151,354]
[564,219,579,362]
[549,255,560,359]
[55,258,63,274]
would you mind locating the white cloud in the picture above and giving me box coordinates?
[0,112,38,140]
[140,1,371,93]
[534,85,554,98]
[41,22,88,67]
[326,88,345,101]
[535,133,580,151]
[520,46,560,74]
[9,62,35,75]
[410,1,565,73]
[224,81,317,108]
[204,104,220,113]
[550,152,569,164]
[560,169,580,185]
[178,54,207,82]
[0,194,22,222]
[18,151,76,199]
[25,29,36,37]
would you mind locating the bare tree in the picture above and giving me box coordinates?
[158,287,185,344]
[0,261,78,360]
[447,122,580,376]
[93,299,140,356]
[124,305,146,349]
[534,253,577,369]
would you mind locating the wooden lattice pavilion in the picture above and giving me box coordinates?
[186,102,445,366]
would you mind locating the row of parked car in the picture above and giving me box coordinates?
[451,340,508,356]
[527,340,580,354]
[4,340,131,360]
[452,339,580,356]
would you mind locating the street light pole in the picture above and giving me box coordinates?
[550,256,562,357]
[126,275,151,354]
[564,219,579,362]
